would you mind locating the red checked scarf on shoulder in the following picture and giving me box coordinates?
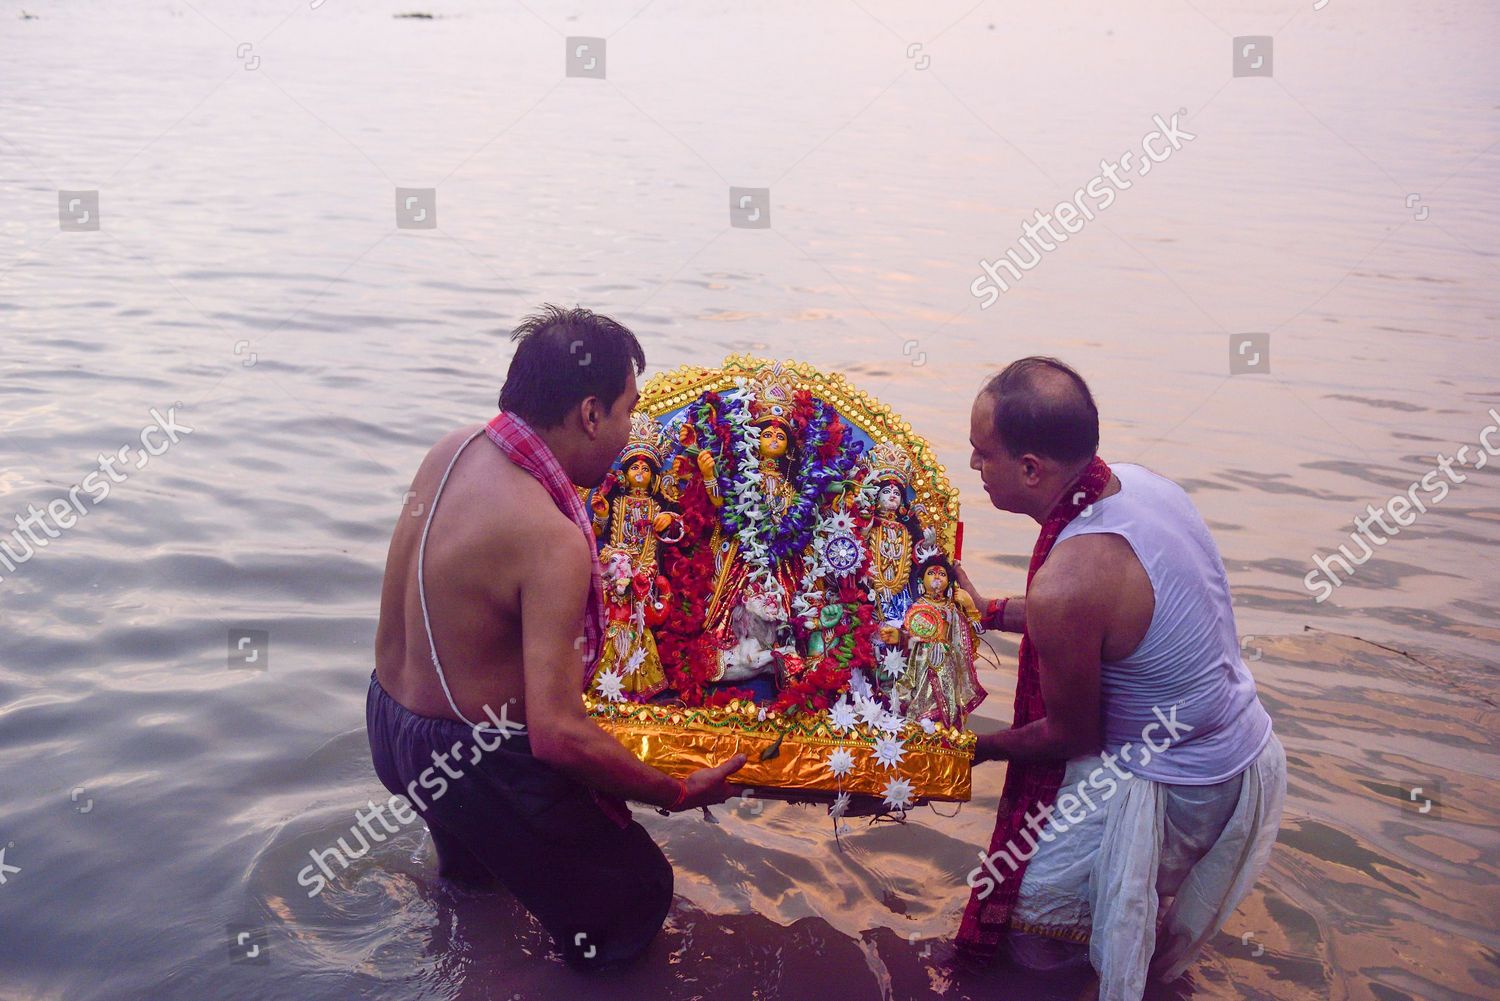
[485,411,630,828]
[956,454,1114,957]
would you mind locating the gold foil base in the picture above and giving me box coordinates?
[587,697,975,802]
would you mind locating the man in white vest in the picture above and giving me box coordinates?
[953,357,1286,1000]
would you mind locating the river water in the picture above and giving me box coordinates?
[1,2,1496,999]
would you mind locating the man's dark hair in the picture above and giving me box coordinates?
[980,357,1099,463]
[498,305,646,428]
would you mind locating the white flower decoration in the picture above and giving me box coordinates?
[877,710,905,735]
[880,646,908,677]
[828,697,858,733]
[593,668,625,702]
[848,670,874,702]
[757,707,768,721]
[882,777,914,811]
[825,511,857,535]
[826,747,855,778]
[623,647,646,678]
[856,695,885,728]
[873,734,906,770]
[919,718,937,734]
[829,790,852,819]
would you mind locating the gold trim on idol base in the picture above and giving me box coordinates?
[587,697,976,803]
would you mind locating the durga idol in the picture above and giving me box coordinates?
[689,364,859,685]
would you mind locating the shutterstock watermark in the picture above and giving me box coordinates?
[970,112,1196,307]
[297,701,524,897]
[0,406,193,582]
[964,704,1193,900]
[1303,408,1499,603]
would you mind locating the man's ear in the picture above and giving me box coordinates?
[579,396,602,439]
[1021,453,1043,485]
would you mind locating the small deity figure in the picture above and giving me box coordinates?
[596,550,671,700]
[858,441,934,621]
[590,411,684,573]
[588,411,682,697]
[881,554,987,729]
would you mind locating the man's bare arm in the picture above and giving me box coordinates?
[975,549,1104,764]
[520,522,744,809]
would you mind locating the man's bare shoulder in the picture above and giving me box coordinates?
[413,424,487,486]
[1031,533,1137,610]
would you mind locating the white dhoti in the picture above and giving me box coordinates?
[1007,733,1287,1000]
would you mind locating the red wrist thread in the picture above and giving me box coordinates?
[668,777,688,810]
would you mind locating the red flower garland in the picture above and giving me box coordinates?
[655,460,722,706]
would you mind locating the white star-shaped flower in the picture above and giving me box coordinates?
[856,695,885,728]
[829,790,851,819]
[623,647,646,678]
[825,511,857,535]
[919,718,937,734]
[828,697,858,733]
[826,747,855,778]
[593,668,625,702]
[873,734,906,770]
[880,646,907,677]
[877,710,905,735]
[882,777,914,811]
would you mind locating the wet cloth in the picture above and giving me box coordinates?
[366,672,672,966]
[1005,732,1287,1000]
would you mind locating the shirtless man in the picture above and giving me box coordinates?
[368,305,745,968]
[952,357,1285,999]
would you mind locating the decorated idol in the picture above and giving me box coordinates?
[683,363,864,685]
[883,554,987,729]
[858,440,935,618]
[594,549,671,700]
[590,411,685,573]
[585,356,980,811]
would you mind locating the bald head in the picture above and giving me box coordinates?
[980,357,1099,464]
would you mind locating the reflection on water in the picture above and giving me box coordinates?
[1,2,1496,999]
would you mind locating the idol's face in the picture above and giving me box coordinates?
[877,483,902,513]
[923,565,949,596]
[605,553,632,586]
[625,457,653,490]
[758,424,788,460]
